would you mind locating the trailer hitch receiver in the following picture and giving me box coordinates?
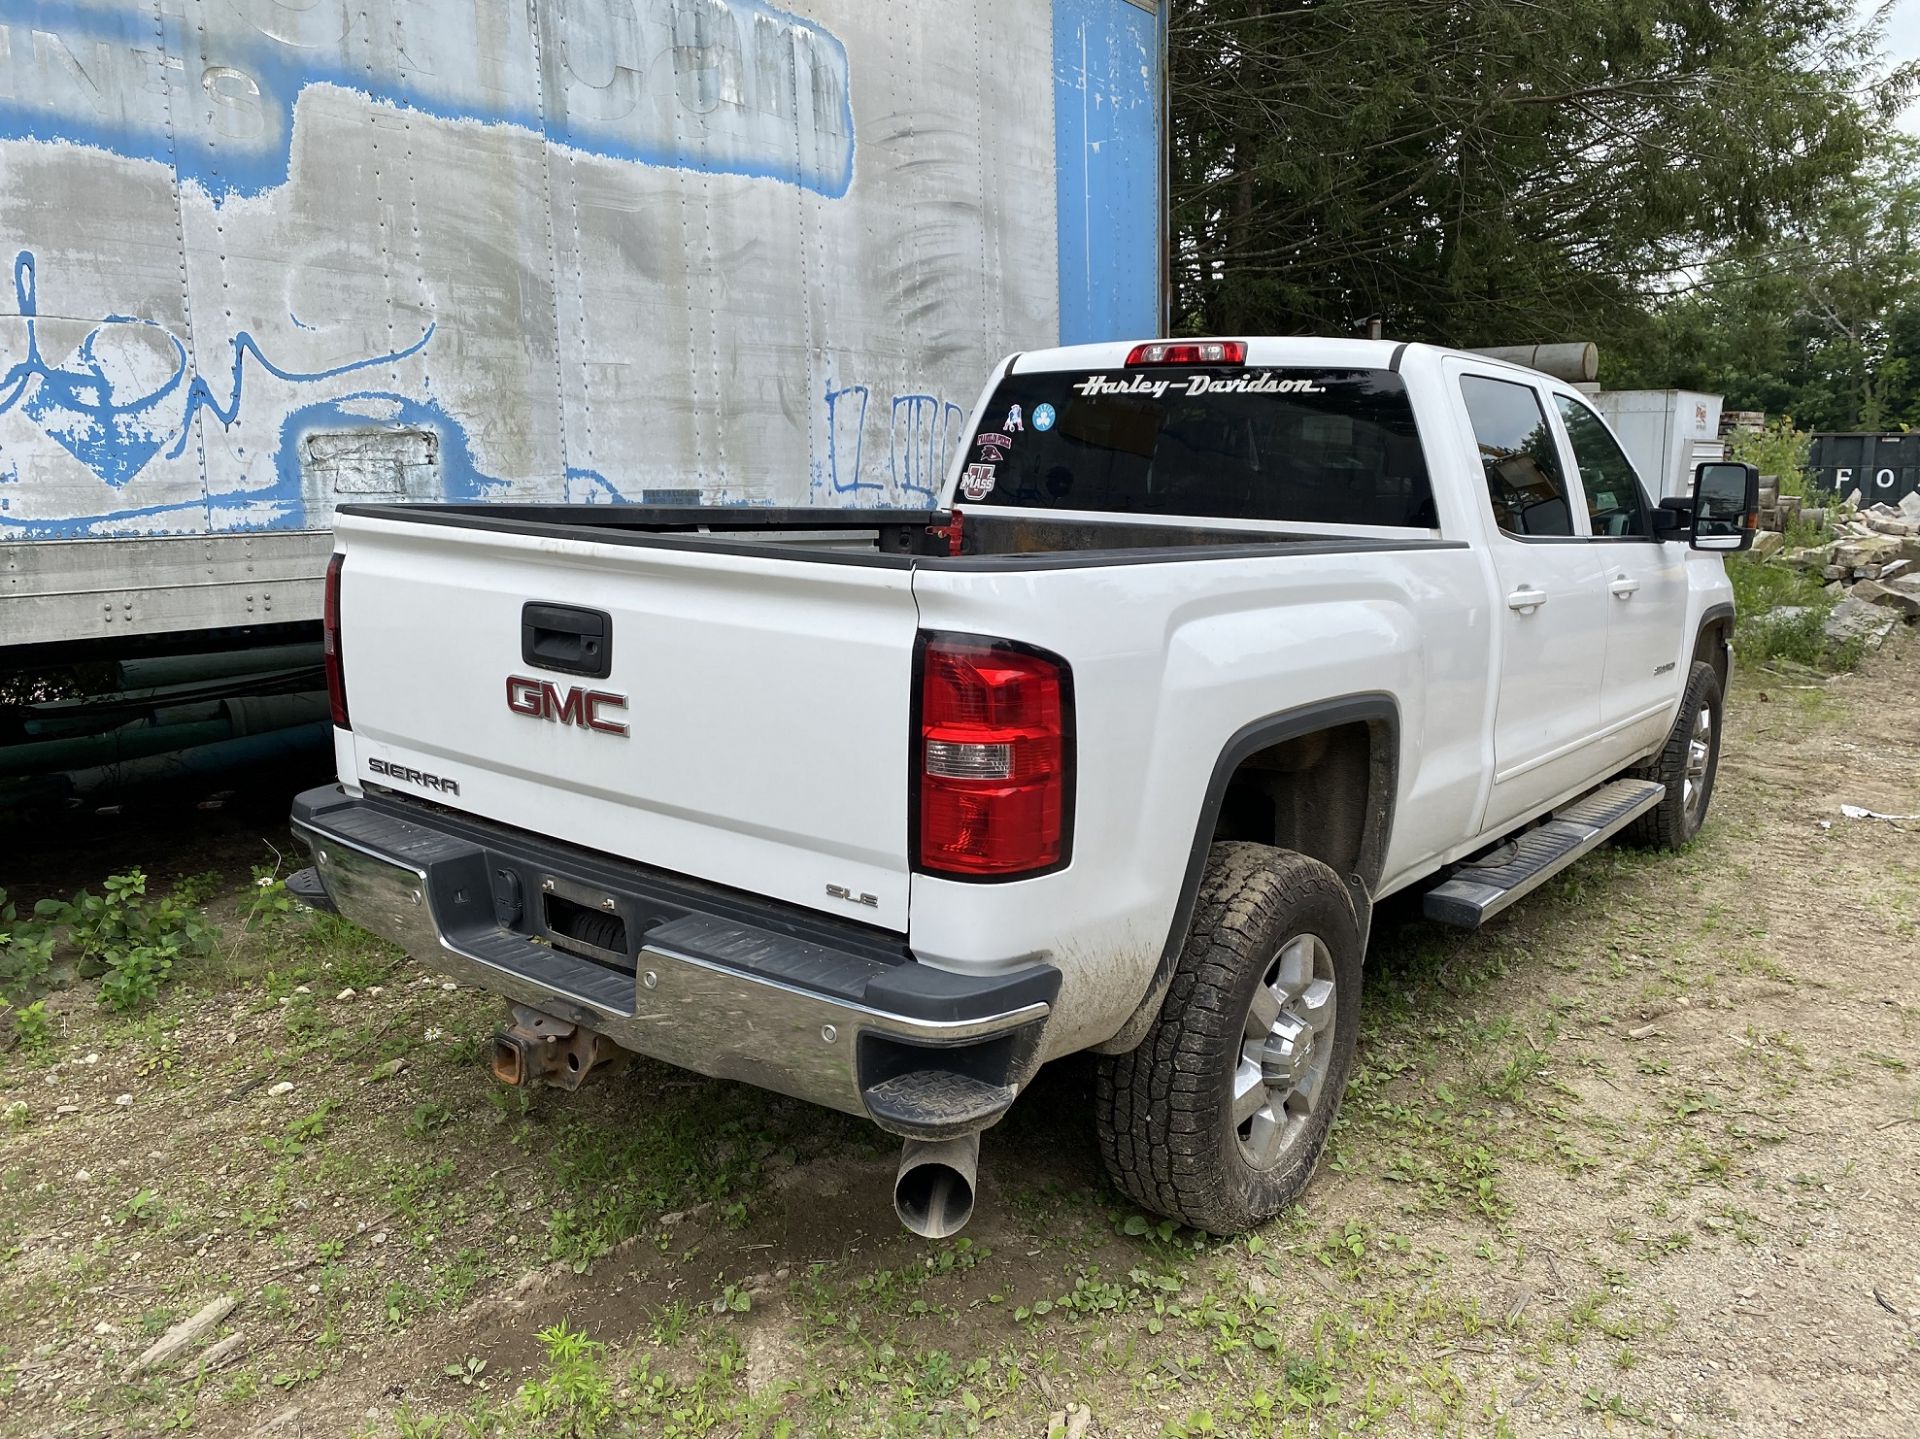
[489,1003,620,1091]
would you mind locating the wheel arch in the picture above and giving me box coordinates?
[1095,693,1400,1055]
[1694,602,1734,692]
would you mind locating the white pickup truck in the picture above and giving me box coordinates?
[288,338,1756,1237]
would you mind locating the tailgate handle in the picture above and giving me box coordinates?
[522,602,613,679]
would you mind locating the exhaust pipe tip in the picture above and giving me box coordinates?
[893,1134,981,1239]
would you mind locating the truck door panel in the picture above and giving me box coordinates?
[1454,371,1611,832]
[1553,394,1691,763]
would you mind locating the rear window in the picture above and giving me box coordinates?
[956,368,1437,528]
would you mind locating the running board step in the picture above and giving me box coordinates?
[1423,779,1667,930]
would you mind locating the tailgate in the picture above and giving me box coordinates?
[333,515,919,930]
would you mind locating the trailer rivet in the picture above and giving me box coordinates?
[642,971,658,990]
[820,1024,837,1044]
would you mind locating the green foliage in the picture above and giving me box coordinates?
[1725,556,1859,670]
[1730,420,1813,496]
[407,1320,766,1439]
[1170,0,1893,350]
[247,865,298,929]
[515,1323,615,1428]
[1613,136,1920,431]
[0,889,57,1000]
[32,870,218,1012]
[1743,605,1834,670]
[382,1281,424,1329]
[540,1095,773,1270]
[443,1355,487,1387]
[6,999,52,1052]
[171,870,224,907]
[265,1101,339,1158]
[405,1101,454,1137]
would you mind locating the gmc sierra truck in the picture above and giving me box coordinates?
[287,338,1757,1237]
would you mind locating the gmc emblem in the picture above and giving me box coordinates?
[506,675,629,736]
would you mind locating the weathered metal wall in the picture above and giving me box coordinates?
[0,0,1159,563]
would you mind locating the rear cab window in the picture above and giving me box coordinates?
[957,367,1438,528]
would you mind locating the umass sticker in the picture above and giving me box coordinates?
[959,463,997,501]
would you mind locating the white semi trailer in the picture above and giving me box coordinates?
[0,0,1166,653]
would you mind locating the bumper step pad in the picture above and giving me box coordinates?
[1422,778,1666,930]
[863,1070,1017,1140]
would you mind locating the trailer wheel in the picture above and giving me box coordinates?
[1624,661,1723,850]
[1094,843,1362,1235]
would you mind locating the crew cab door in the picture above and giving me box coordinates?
[1452,368,1611,832]
[1550,393,1691,763]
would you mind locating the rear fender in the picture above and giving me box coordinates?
[1094,693,1399,1054]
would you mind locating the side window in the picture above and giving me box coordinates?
[1459,376,1575,537]
[1555,396,1651,538]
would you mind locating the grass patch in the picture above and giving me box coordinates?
[1726,556,1859,669]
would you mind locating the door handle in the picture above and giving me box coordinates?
[1609,575,1640,599]
[1506,587,1549,614]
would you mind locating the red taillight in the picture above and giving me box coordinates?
[915,635,1072,878]
[323,552,349,730]
[1126,340,1246,366]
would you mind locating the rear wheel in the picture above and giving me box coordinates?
[1625,661,1723,850]
[1094,843,1362,1234]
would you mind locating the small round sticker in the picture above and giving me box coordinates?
[1032,403,1057,432]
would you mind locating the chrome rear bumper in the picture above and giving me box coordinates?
[289,786,1054,1134]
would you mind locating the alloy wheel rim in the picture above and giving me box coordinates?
[1683,700,1713,821]
[1233,932,1337,1169]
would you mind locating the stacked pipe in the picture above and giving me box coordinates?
[0,642,330,810]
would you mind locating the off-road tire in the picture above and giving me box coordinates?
[1094,843,1363,1234]
[1624,660,1723,850]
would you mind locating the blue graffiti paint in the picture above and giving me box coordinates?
[820,379,965,503]
[0,250,433,487]
[4,251,191,486]
[0,0,856,203]
[0,388,649,538]
[167,321,434,461]
[564,467,630,505]
[824,381,876,494]
[271,391,505,520]
[21,324,185,486]
[888,394,965,504]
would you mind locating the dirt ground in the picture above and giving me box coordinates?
[1,638,1916,1438]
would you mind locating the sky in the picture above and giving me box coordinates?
[1884,0,1920,134]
